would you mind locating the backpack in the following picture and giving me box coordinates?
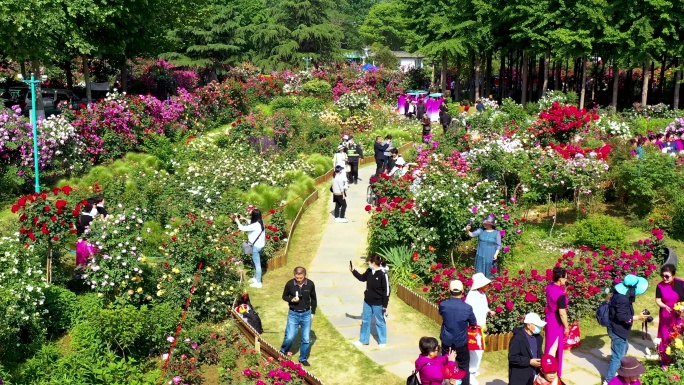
[406,362,428,385]
[596,301,611,327]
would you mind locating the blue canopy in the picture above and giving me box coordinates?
[429,93,443,97]
[361,63,378,71]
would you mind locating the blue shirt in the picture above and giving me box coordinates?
[439,297,477,347]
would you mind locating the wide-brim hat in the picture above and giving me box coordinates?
[615,274,649,296]
[470,273,491,291]
[616,356,645,377]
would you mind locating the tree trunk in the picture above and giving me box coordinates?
[474,54,481,101]
[554,59,561,91]
[499,53,506,101]
[591,57,597,102]
[542,48,550,97]
[82,55,92,104]
[31,61,45,119]
[657,56,666,103]
[454,60,461,102]
[515,50,521,100]
[564,60,569,92]
[612,59,619,112]
[674,58,681,110]
[641,58,650,106]
[579,56,587,108]
[485,52,493,98]
[120,60,128,92]
[64,61,73,90]
[20,61,27,79]
[441,52,447,95]
[521,50,529,106]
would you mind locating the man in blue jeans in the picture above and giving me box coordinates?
[280,266,317,366]
[604,274,649,385]
[439,280,477,385]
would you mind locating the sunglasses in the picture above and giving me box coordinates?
[662,274,672,279]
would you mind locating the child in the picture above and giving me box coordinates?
[607,356,645,385]
[441,364,467,385]
[534,355,566,385]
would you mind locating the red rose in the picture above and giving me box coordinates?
[381,218,389,226]
[52,187,60,195]
[365,205,372,212]
[55,199,67,209]
[11,204,20,213]
[53,236,59,241]
[273,236,279,241]
[61,185,73,195]
[43,206,50,212]
[28,232,36,241]
[269,209,275,214]
[41,227,49,235]
[375,207,382,212]
[50,216,57,222]
[18,197,27,207]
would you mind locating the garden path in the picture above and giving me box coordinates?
[308,166,660,385]
[308,165,436,379]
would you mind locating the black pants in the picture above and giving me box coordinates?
[375,159,385,176]
[348,162,359,183]
[333,195,347,218]
[442,343,470,385]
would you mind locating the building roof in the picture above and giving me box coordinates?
[392,51,424,59]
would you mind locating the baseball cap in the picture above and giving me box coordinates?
[523,312,546,328]
[540,354,558,373]
[449,280,464,293]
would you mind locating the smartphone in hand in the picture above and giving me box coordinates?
[349,261,353,271]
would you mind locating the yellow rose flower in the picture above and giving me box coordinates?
[136,287,143,293]
[206,267,213,272]
[666,346,672,355]
[172,268,180,274]
[157,290,165,296]
[676,339,684,350]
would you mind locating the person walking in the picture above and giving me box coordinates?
[604,275,650,385]
[373,136,389,176]
[421,113,432,142]
[544,267,570,376]
[465,273,495,377]
[655,264,684,355]
[235,209,266,288]
[465,214,501,279]
[332,166,348,223]
[508,313,546,385]
[451,79,457,102]
[279,266,317,366]
[440,110,452,135]
[417,98,427,121]
[346,136,364,184]
[350,254,390,347]
[439,280,477,385]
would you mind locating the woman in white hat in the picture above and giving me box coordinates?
[465,273,496,377]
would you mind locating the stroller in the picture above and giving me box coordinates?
[234,293,264,334]
[366,174,381,207]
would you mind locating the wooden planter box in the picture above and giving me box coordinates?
[396,284,514,352]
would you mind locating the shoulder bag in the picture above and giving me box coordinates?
[406,361,429,385]
[242,225,265,255]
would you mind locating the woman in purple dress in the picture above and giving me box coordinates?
[544,267,569,377]
[655,264,684,354]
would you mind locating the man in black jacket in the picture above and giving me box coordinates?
[346,136,364,184]
[279,267,317,366]
[508,312,546,385]
[604,274,649,384]
[373,136,389,176]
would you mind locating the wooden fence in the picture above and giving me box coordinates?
[396,284,514,353]
[266,189,320,271]
[231,303,325,385]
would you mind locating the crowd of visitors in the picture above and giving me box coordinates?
[630,132,684,158]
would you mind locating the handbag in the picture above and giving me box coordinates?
[241,226,265,255]
[406,362,428,385]
[467,325,485,351]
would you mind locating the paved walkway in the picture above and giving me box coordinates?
[309,165,425,379]
[309,165,659,385]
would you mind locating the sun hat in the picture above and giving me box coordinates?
[441,365,467,380]
[470,273,491,291]
[449,280,464,293]
[540,354,559,373]
[615,274,649,296]
[395,158,406,166]
[523,312,547,328]
[482,214,496,226]
[337,144,345,151]
[616,356,645,377]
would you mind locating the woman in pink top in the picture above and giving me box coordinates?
[415,337,464,385]
[655,264,684,354]
[607,356,644,385]
[544,267,569,376]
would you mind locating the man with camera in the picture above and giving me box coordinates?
[603,274,650,385]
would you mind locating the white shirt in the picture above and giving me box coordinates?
[332,173,348,194]
[238,222,266,248]
[333,152,347,168]
[465,289,491,326]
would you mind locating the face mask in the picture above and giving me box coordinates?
[533,326,541,335]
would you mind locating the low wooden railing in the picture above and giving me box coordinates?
[396,284,514,352]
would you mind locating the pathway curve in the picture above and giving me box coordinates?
[308,165,428,379]
[308,165,658,385]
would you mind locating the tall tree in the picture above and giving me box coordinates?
[359,1,412,51]
[253,0,342,70]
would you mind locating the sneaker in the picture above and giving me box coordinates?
[602,381,608,385]
[300,360,311,367]
[247,277,257,283]
[334,217,341,222]
[249,282,263,288]
[352,341,365,347]
[378,344,386,348]
[338,218,349,223]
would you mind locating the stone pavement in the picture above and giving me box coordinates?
[308,165,660,385]
[308,165,425,379]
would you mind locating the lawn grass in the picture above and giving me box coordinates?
[245,184,404,385]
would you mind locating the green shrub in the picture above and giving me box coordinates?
[500,98,529,124]
[306,154,333,177]
[571,214,628,250]
[305,120,340,142]
[628,117,672,136]
[301,79,332,97]
[269,96,298,111]
[42,286,77,337]
[669,195,684,242]
[242,184,285,211]
[297,96,326,112]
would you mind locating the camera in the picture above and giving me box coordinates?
[642,309,654,323]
